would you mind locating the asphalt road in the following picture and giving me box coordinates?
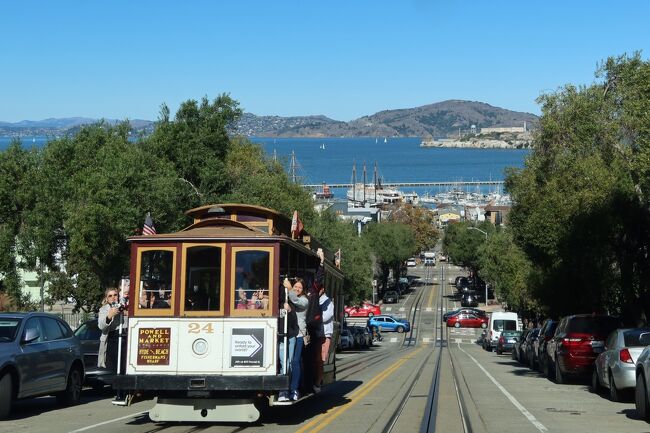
[3,263,650,433]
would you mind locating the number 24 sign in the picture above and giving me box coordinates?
[187,322,215,334]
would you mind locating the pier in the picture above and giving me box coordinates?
[303,180,505,189]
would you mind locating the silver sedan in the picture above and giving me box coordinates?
[593,327,650,401]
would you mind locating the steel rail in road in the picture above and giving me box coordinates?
[302,180,505,189]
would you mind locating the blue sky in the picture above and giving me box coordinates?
[1,1,648,122]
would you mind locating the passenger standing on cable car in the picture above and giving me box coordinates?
[309,248,331,393]
[285,277,308,401]
[277,284,298,402]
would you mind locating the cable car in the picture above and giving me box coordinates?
[113,204,344,422]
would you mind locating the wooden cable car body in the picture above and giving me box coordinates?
[113,204,344,422]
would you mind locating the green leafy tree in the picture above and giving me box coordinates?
[0,141,39,309]
[506,52,650,322]
[19,123,183,312]
[442,221,495,273]
[387,203,439,253]
[364,222,417,288]
[477,230,534,313]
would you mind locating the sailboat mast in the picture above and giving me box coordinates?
[363,162,367,205]
[374,162,378,204]
[352,160,357,207]
[290,150,297,183]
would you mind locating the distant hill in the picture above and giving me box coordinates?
[0,100,538,139]
[0,118,155,138]
[234,100,538,138]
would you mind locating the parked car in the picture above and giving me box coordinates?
[406,258,417,267]
[0,312,85,420]
[592,327,650,401]
[523,328,541,366]
[443,308,486,322]
[634,333,650,420]
[456,277,470,291]
[383,290,399,304]
[338,328,354,351]
[344,303,382,317]
[460,292,479,308]
[512,329,530,362]
[74,318,114,389]
[535,319,559,375]
[496,330,523,355]
[447,313,488,329]
[547,314,620,384]
[368,315,411,333]
[485,312,520,351]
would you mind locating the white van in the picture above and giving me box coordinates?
[485,312,520,351]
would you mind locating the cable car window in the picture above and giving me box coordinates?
[185,246,222,312]
[234,250,270,311]
[138,250,174,310]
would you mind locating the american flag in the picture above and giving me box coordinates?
[142,212,157,235]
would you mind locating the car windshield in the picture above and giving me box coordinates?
[566,316,620,335]
[0,318,22,341]
[493,320,517,331]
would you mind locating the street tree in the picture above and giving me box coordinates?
[387,203,439,253]
[364,222,416,288]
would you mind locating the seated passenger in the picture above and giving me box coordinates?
[236,287,248,309]
[186,284,208,310]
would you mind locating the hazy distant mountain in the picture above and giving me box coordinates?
[0,118,155,137]
[0,100,538,139]
[235,100,538,138]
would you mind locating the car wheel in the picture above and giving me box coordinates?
[591,369,601,394]
[609,371,620,402]
[480,323,487,329]
[368,312,374,318]
[454,322,461,328]
[554,360,565,384]
[396,326,405,333]
[0,373,12,420]
[636,373,650,420]
[57,367,82,406]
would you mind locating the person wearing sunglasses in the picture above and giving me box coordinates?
[98,288,124,372]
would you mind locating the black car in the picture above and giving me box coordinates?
[0,312,85,419]
[383,290,399,304]
[512,329,530,362]
[460,292,479,307]
[522,328,541,366]
[74,318,114,389]
[535,319,558,375]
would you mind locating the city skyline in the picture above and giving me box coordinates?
[2,1,648,123]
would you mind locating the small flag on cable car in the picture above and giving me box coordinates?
[291,210,303,239]
[142,212,157,235]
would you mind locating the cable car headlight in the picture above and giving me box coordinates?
[192,338,209,356]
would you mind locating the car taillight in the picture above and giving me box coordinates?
[620,348,633,364]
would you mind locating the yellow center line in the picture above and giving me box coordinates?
[295,348,424,433]
[427,280,436,309]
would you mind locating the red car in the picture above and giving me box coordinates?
[447,313,488,328]
[344,304,382,317]
[547,314,620,383]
